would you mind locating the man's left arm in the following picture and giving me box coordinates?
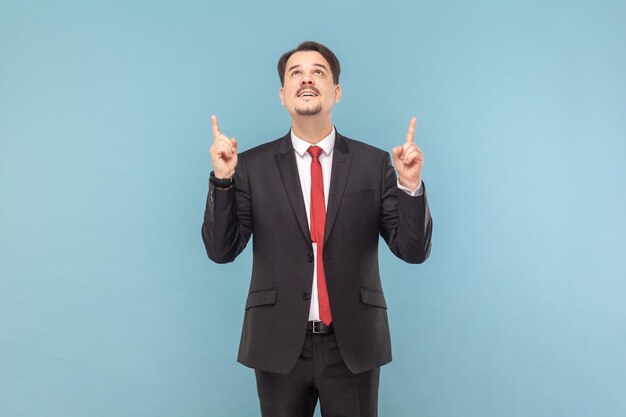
[380,117,433,264]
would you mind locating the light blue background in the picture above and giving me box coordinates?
[1,0,625,416]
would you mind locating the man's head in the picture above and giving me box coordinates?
[278,41,342,118]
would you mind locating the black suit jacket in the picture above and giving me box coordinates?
[202,131,432,374]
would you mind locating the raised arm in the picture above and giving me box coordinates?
[381,117,432,264]
[202,115,252,263]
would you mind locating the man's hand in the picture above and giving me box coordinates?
[210,115,238,179]
[392,117,423,190]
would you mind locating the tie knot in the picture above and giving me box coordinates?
[307,146,323,159]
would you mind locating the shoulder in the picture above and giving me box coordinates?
[238,134,288,166]
[338,133,389,161]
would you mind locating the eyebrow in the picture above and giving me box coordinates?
[287,63,329,72]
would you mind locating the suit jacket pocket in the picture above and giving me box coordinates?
[342,189,374,206]
[245,289,277,309]
[360,288,387,309]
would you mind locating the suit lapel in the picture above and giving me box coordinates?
[324,132,352,245]
[276,134,311,244]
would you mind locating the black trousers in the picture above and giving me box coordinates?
[254,330,380,417]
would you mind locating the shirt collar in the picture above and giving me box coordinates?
[290,127,336,157]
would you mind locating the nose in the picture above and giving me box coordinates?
[300,75,314,85]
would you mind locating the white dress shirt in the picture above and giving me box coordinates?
[290,128,423,321]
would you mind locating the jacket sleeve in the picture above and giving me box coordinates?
[379,152,433,264]
[201,155,252,264]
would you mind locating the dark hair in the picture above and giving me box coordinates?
[277,41,341,86]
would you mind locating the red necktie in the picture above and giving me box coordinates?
[307,146,332,325]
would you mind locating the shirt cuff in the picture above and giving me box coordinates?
[397,180,423,197]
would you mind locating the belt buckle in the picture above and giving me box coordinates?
[312,321,325,334]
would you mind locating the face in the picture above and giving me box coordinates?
[279,51,341,118]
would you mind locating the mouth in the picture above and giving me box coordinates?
[297,88,320,98]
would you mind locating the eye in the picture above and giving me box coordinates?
[291,70,301,76]
[314,69,324,76]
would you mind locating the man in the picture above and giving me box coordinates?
[202,41,432,417]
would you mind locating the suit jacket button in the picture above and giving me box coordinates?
[306,254,314,263]
[302,291,311,300]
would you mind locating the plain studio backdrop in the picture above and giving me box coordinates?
[1,1,625,416]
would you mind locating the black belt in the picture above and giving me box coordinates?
[307,321,334,334]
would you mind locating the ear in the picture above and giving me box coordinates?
[334,84,342,103]
[279,87,285,106]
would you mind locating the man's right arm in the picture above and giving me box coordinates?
[201,115,251,263]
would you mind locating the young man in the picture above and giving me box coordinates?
[203,41,432,417]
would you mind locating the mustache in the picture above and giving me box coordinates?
[297,86,320,96]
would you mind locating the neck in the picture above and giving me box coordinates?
[291,115,333,144]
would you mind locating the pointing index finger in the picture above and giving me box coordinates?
[406,117,417,143]
[211,115,220,142]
